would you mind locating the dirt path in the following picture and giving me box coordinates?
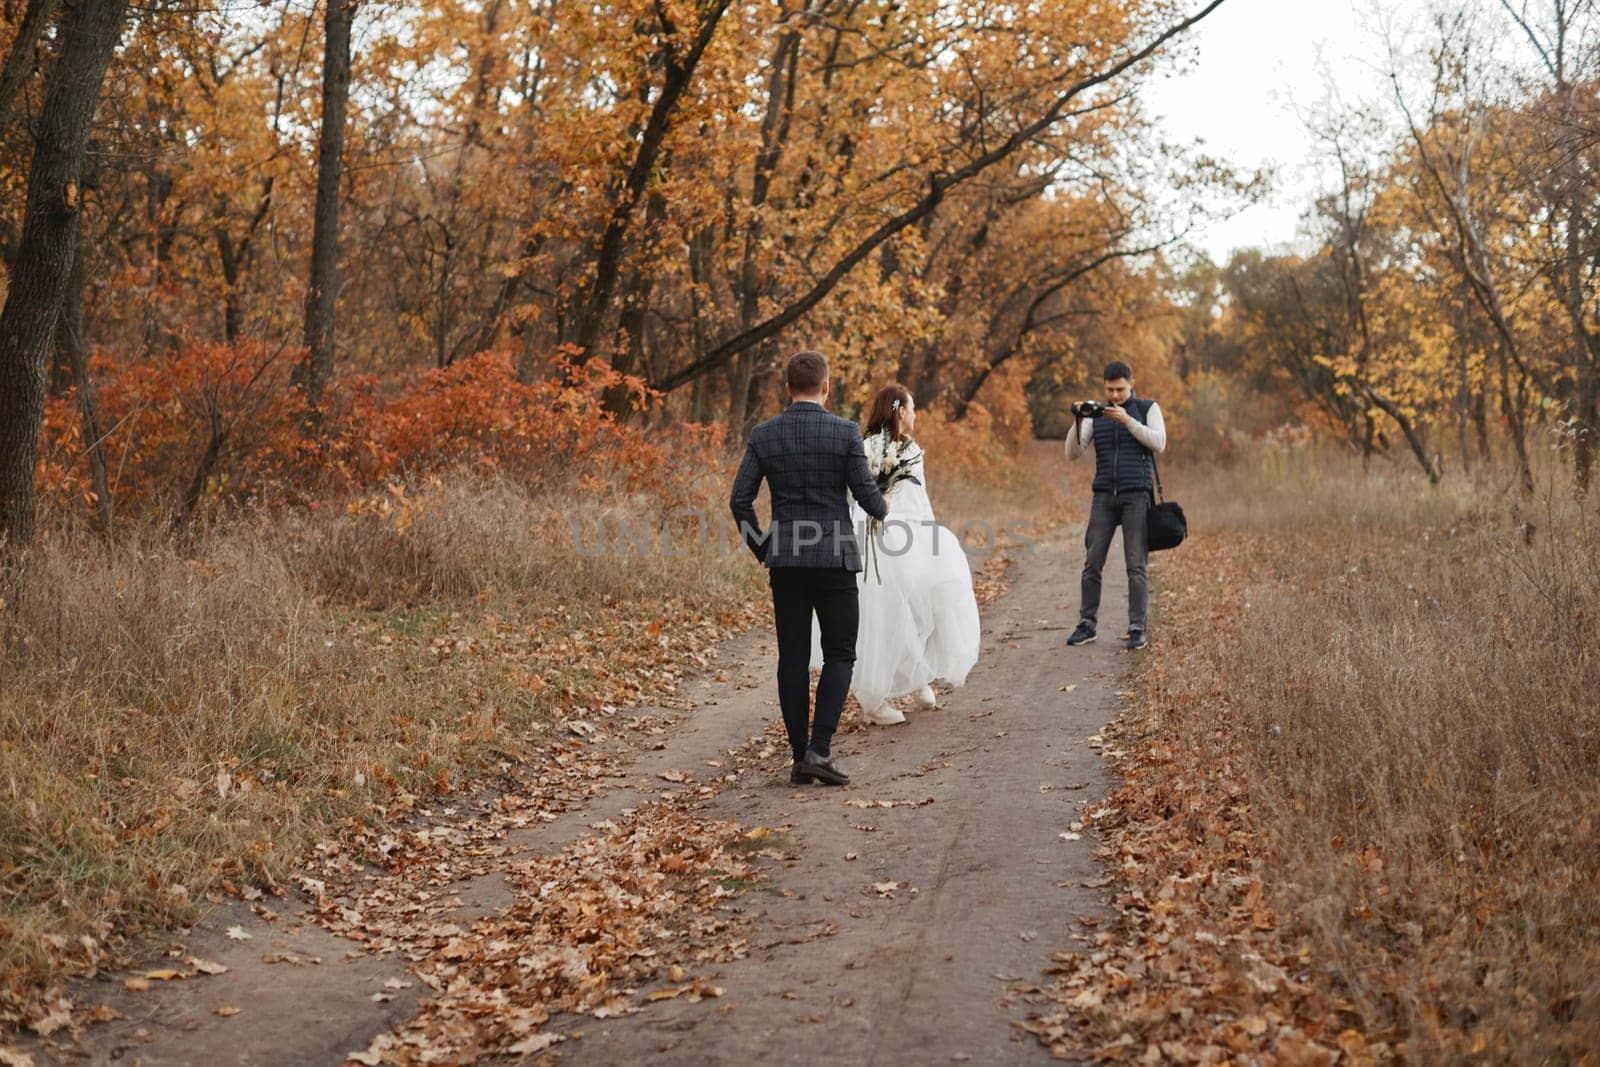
[41,518,1140,1065]
[552,529,1129,1066]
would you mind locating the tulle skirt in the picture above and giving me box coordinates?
[811,516,981,711]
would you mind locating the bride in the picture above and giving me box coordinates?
[812,384,981,725]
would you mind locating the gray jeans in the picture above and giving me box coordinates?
[1079,490,1150,632]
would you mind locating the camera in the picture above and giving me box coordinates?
[1072,400,1108,419]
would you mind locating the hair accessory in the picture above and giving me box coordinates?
[890,398,901,410]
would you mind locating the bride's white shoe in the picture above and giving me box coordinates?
[913,684,938,709]
[863,701,906,725]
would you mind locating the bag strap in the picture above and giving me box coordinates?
[1150,450,1165,503]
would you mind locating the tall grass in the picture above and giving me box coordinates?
[0,433,1063,1006]
[0,470,757,993]
[1168,445,1599,1056]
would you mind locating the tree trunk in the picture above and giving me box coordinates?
[739,342,781,437]
[1497,348,1535,496]
[724,349,755,435]
[1472,374,1491,468]
[295,0,356,417]
[0,0,60,121]
[0,0,128,548]
[1574,358,1597,493]
[1363,386,1439,485]
[60,241,112,534]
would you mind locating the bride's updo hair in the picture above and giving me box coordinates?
[864,384,914,441]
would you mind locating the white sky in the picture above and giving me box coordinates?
[1142,0,1428,263]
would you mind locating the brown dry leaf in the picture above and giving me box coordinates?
[0,1048,37,1067]
[187,957,228,976]
[121,977,152,992]
[647,986,686,1002]
[25,997,72,1038]
[144,969,184,981]
[872,881,900,897]
[506,1033,564,1055]
[212,1006,241,1018]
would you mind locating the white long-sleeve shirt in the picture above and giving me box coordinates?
[1064,402,1167,461]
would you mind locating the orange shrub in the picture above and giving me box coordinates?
[38,344,719,527]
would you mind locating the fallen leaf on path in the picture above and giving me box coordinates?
[24,997,71,1037]
[224,926,252,941]
[507,1033,564,1054]
[212,1006,241,1017]
[144,969,184,981]
[872,881,901,897]
[187,957,228,975]
[1059,832,1082,841]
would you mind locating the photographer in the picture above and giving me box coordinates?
[1064,361,1167,651]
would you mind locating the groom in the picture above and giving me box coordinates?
[729,350,889,786]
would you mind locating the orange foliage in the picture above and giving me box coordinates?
[39,346,721,526]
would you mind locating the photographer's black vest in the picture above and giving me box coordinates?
[1091,396,1156,495]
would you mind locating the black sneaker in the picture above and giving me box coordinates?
[1126,629,1148,651]
[1066,621,1097,646]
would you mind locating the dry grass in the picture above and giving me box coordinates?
[0,469,759,1002]
[0,432,1062,1015]
[1153,445,1600,1057]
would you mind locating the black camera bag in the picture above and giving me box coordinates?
[1147,453,1186,552]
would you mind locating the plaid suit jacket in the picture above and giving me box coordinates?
[729,400,889,571]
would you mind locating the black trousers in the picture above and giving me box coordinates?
[769,566,859,761]
[1079,490,1150,632]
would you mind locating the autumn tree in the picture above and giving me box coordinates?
[295,0,357,419]
[0,0,129,545]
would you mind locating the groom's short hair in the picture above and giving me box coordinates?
[786,350,829,394]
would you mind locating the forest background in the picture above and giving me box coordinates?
[0,0,1595,1059]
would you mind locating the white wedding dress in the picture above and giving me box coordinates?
[810,435,981,721]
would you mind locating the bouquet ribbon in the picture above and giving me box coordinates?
[864,517,884,585]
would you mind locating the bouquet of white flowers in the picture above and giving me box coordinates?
[871,429,922,497]
[863,429,921,583]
